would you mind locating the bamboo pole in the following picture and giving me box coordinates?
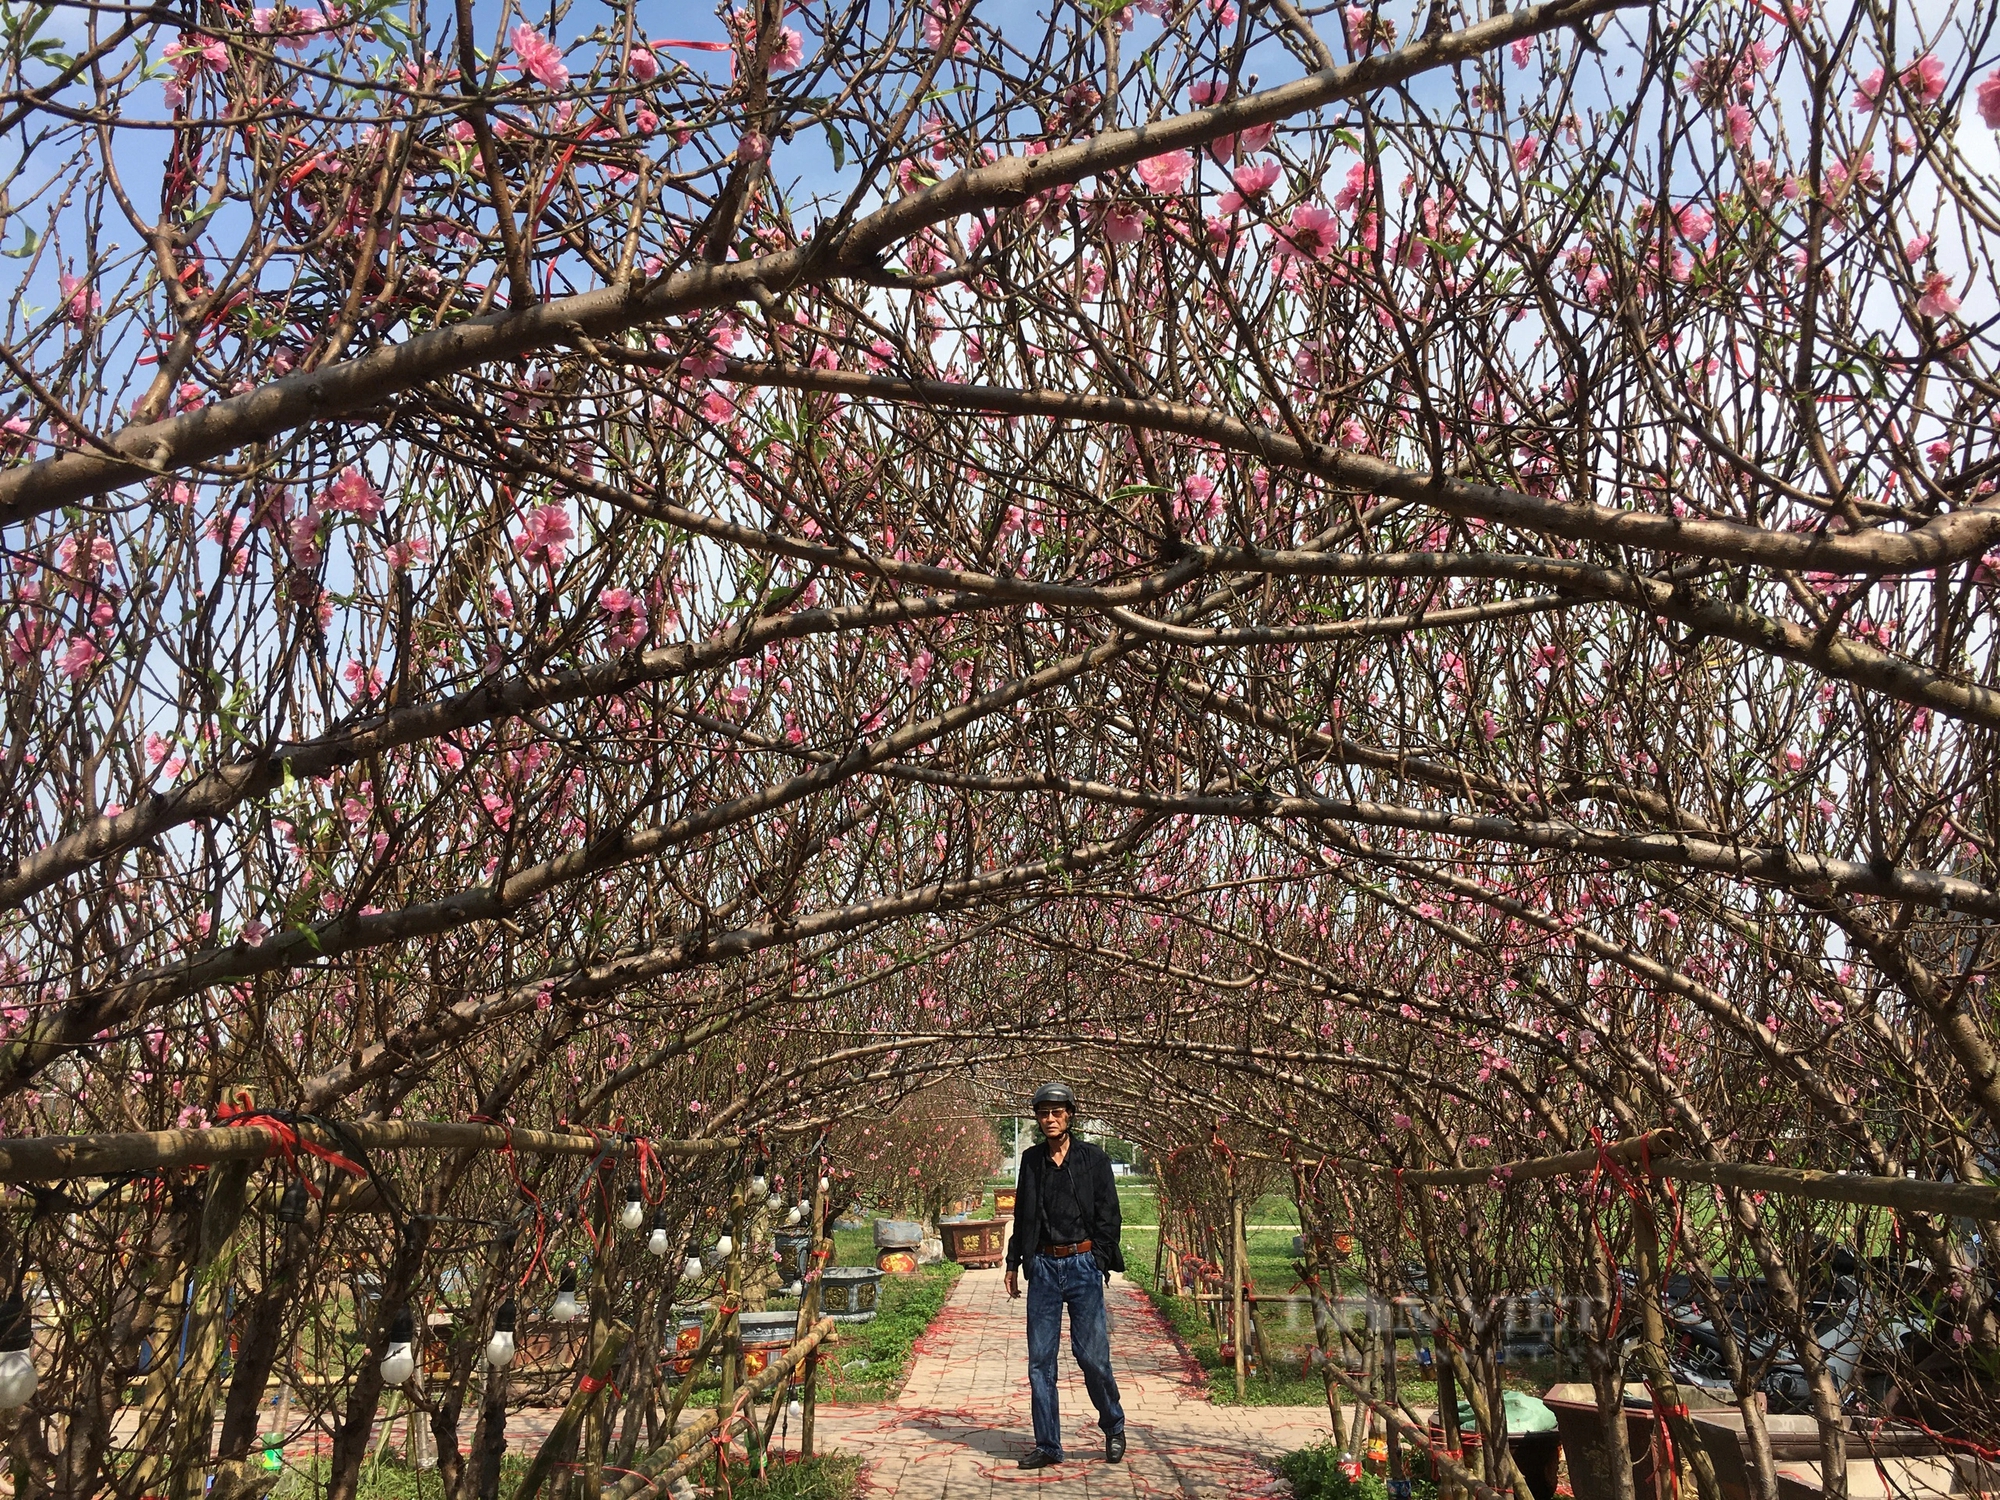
[0,1121,741,1183]
[1247,1130,2000,1218]
[1324,1361,1512,1500]
[1230,1193,1247,1399]
[1632,1207,1723,1500]
[716,1195,745,1486]
[1437,1347,1461,1500]
[612,1318,837,1499]
[799,1168,826,1459]
[509,1322,633,1500]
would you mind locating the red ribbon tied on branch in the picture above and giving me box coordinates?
[214,1092,366,1197]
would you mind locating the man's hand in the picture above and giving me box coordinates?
[1006,1268,1021,1299]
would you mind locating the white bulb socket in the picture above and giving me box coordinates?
[380,1341,416,1387]
[485,1330,516,1370]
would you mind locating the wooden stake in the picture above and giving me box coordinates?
[1230,1194,1246,1400]
[800,1167,827,1459]
[1437,1346,1461,1500]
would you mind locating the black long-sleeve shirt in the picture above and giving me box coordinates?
[1007,1136,1124,1273]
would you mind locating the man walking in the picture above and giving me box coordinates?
[1005,1082,1127,1468]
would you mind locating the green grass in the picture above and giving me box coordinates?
[274,1454,532,1500]
[721,1452,864,1500]
[1124,1244,1336,1407]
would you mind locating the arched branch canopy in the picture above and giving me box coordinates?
[0,0,1997,1479]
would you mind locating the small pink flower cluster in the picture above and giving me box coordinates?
[1853,54,1944,111]
[515,503,575,573]
[510,23,569,90]
[599,587,649,650]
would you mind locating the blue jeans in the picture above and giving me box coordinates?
[1025,1252,1124,1458]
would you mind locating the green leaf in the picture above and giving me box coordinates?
[2,225,38,259]
[823,120,845,172]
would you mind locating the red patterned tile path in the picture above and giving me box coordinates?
[773,1268,1334,1499]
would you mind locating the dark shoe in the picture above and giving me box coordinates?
[1106,1432,1126,1464]
[1018,1451,1061,1470]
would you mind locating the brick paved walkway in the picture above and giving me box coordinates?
[776,1268,1334,1499]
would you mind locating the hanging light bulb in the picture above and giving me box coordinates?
[619,1181,645,1233]
[784,1206,802,1226]
[749,1168,769,1197]
[648,1208,672,1257]
[550,1265,583,1324]
[819,1176,829,1192]
[379,1307,417,1388]
[486,1298,518,1370]
[788,1399,803,1418]
[0,1293,35,1409]
[276,1177,310,1226]
[798,1197,812,1217]
[683,1253,704,1279]
[714,1233,734,1257]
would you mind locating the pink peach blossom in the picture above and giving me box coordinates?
[58,636,100,680]
[58,274,100,326]
[1135,150,1194,193]
[1217,157,1280,213]
[1980,67,2000,128]
[323,465,383,521]
[1273,202,1338,261]
[1916,271,1959,319]
[511,23,569,89]
[1101,201,1145,245]
[514,503,575,572]
[1906,54,1945,105]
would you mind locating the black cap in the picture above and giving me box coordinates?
[493,1297,517,1333]
[558,1264,578,1293]
[624,1179,642,1205]
[386,1305,414,1344]
[0,1295,28,1354]
[651,1206,669,1231]
[276,1178,310,1225]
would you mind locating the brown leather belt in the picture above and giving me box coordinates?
[1040,1239,1093,1258]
